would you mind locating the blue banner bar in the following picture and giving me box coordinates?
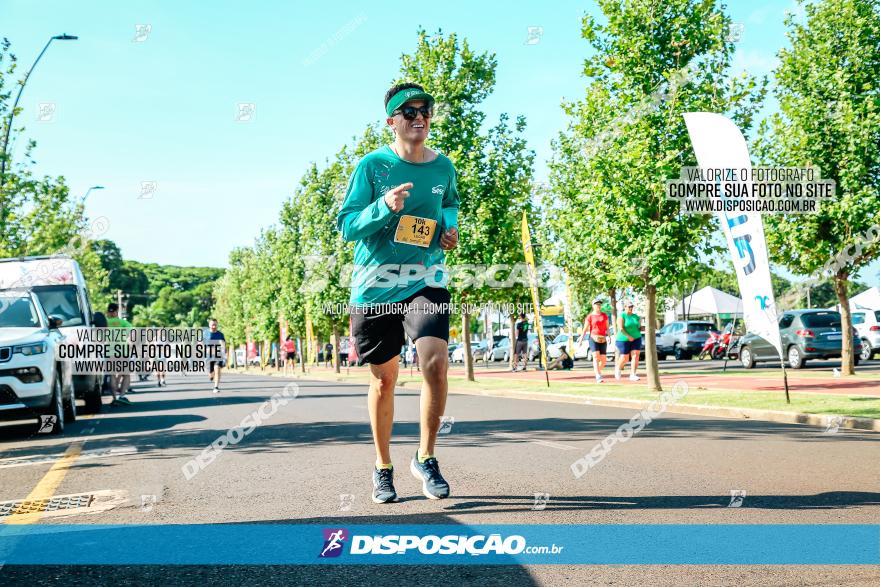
[0,524,877,565]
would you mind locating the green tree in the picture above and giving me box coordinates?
[550,0,766,390]
[757,0,880,375]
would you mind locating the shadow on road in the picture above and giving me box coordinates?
[443,491,880,512]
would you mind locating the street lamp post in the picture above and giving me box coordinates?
[81,185,104,203]
[0,34,78,188]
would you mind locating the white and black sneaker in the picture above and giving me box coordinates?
[372,467,398,504]
[410,451,450,499]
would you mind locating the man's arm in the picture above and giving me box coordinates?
[441,166,461,232]
[336,163,395,242]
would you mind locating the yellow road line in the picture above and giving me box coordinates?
[4,442,83,524]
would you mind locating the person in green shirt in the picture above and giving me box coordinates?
[615,300,642,382]
[336,82,460,504]
[106,302,133,405]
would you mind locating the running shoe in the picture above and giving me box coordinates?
[372,467,398,504]
[213,386,220,394]
[614,368,622,380]
[410,451,450,500]
[629,374,640,382]
[596,374,603,383]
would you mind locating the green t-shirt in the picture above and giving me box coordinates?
[106,316,132,358]
[616,312,641,342]
[336,145,460,304]
[107,317,132,329]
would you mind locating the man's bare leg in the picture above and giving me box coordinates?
[415,336,448,458]
[368,355,399,466]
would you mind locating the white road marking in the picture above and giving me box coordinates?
[0,446,138,469]
[495,432,576,451]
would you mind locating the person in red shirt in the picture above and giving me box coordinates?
[580,298,610,383]
[283,336,297,375]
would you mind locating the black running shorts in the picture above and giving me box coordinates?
[351,287,451,365]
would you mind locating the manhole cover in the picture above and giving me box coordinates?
[0,493,94,517]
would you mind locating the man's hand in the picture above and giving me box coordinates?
[440,227,459,250]
[383,182,412,213]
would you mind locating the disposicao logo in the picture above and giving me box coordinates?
[319,528,348,558]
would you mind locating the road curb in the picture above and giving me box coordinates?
[230,368,880,433]
[447,387,880,433]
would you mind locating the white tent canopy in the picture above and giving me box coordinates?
[666,286,743,321]
[850,286,880,311]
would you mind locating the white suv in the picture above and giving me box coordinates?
[0,290,75,434]
[853,309,880,361]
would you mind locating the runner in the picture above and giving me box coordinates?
[581,298,609,383]
[106,302,133,406]
[206,318,226,393]
[153,338,168,387]
[283,335,297,375]
[336,82,460,504]
[512,312,530,372]
[615,301,642,381]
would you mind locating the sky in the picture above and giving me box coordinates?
[3,0,876,285]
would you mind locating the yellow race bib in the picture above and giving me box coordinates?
[394,215,437,248]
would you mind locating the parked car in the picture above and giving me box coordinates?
[0,289,75,434]
[0,256,103,413]
[546,332,590,360]
[447,343,461,361]
[739,310,859,369]
[655,320,716,360]
[852,309,880,361]
[487,337,511,361]
[451,340,488,363]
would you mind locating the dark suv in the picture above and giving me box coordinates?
[739,310,859,369]
[655,320,716,360]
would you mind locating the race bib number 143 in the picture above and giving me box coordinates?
[394,215,436,248]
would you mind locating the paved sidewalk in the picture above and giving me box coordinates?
[443,366,880,397]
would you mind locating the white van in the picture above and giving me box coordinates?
[0,255,104,412]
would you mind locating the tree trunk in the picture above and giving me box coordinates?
[509,314,516,370]
[609,288,618,330]
[834,274,855,376]
[297,337,306,373]
[463,310,475,382]
[333,325,341,374]
[645,282,662,392]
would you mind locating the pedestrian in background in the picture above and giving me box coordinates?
[106,302,133,406]
[581,298,609,383]
[207,318,226,393]
[512,312,530,372]
[324,342,334,368]
[615,301,642,381]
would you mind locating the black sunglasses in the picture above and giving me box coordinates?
[393,105,433,120]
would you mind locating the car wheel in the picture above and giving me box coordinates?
[673,344,685,361]
[503,352,509,363]
[85,377,103,413]
[42,375,65,435]
[788,346,805,369]
[859,339,873,362]
[740,346,755,369]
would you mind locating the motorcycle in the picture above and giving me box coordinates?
[698,325,737,360]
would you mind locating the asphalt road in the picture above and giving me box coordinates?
[0,372,878,586]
